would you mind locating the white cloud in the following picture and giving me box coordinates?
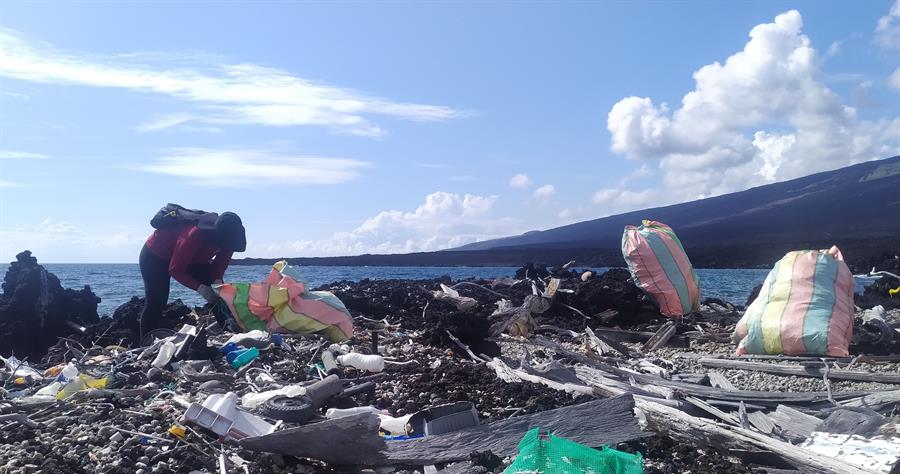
[133,148,370,187]
[827,40,843,57]
[0,29,463,136]
[602,10,900,215]
[509,173,532,189]
[0,180,27,188]
[0,150,49,159]
[890,67,900,91]
[1,219,145,262]
[261,191,519,256]
[875,0,900,51]
[533,184,556,200]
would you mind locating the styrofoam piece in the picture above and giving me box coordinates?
[183,392,275,441]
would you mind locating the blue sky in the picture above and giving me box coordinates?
[1,1,898,263]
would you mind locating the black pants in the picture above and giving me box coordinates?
[139,244,213,337]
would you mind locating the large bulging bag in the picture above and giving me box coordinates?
[622,220,700,317]
[217,261,353,342]
[734,246,854,356]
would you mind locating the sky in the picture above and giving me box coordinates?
[0,1,898,263]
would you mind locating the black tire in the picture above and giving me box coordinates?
[262,396,315,422]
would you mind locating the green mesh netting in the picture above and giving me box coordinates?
[504,428,644,474]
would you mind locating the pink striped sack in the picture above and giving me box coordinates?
[622,220,701,317]
[734,246,854,356]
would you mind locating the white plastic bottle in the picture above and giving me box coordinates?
[336,353,385,373]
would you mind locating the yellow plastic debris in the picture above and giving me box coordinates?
[43,364,65,378]
[889,286,900,297]
[14,377,26,385]
[56,374,109,399]
[168,424,187,439]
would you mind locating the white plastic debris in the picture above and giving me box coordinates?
[802,432,900,473]
[336,353,385,373]
[183,392,275,442]
[581,271,593,282]
[225,330,271,348]
[240,385,307,410]
[325,406,382,419]
[151,340,177,368]
[321,350,339,372]
[379,413,412,435]
[862,305,886,322]
[0,355,44,382]
[432,284,477,311]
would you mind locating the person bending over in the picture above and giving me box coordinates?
[139,211,246,338]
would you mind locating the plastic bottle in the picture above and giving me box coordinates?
[228,347,260,369]
[325,406,382,419]
[152,341,176,368]
[336,353,384,373]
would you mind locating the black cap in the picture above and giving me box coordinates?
[199,212,246,252]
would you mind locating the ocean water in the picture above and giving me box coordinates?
[0,263,777,316]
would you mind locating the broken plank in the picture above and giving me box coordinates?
[636,399,878,474]
[641,321,678,352]
[585,326,635,358]
[700,358,900,384]
[768,405,822,442]
[747,411,776,434]
[708,371,737,391]
[589,327,687,346]
[685,396,740,425]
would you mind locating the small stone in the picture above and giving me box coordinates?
[138,456,150,464]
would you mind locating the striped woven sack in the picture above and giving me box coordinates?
[622,220,701,317]
[734,246,854,356]
[217,261,353,342]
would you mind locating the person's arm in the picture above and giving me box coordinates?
[210,250,233,282]
[168,227,204,290]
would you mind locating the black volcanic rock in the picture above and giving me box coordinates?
[0,251,100,360]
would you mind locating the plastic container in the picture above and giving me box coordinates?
[182,392,274,441]
[219,342,241,354]
[408,402,480,436]
[227,347,260,369]
[336,353,384,373]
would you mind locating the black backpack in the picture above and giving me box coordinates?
[150,203,218,229]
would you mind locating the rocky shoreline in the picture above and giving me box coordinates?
[1,252,899,473]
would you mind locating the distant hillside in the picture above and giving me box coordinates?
[458,156,900,252]
[236,157,900,272]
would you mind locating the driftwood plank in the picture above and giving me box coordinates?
[699,358,900,384]
[384,395,643,465]
[708,371,737,391]
[747,411,775,434]
[240,413,387,465]
[768,405,822,442]
[641,321,678,352]
[243,396,644,466]
[636,399,879,474]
